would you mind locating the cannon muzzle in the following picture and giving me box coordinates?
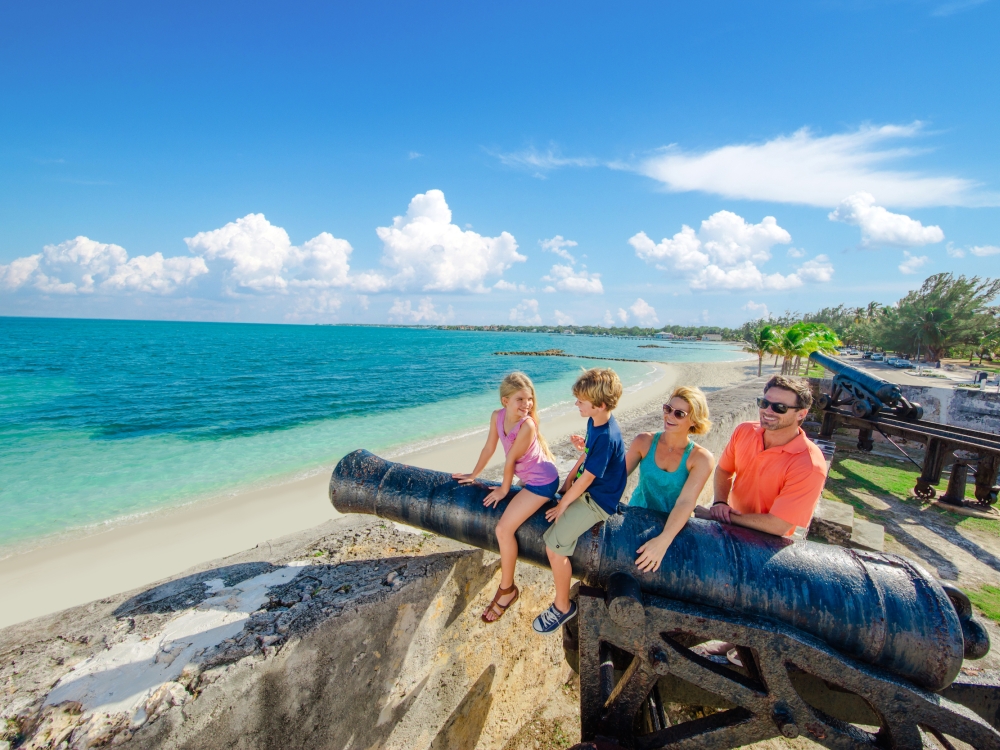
[331,450,979,691]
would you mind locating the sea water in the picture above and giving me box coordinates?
[0,318,747,554]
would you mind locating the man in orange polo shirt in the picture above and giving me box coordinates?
[707,375,827,537]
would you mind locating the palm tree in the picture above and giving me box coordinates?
[743,321,779,377]
[775,322,841,375]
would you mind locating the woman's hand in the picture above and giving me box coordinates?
[483,487,508,508]
[570,434,586,452]
[635,535,672,573]
[545,499,571,523]
[452,472,477,485]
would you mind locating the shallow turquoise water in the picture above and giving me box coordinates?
[0,318,746,551]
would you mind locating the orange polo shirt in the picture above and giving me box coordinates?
[718,421,827,534]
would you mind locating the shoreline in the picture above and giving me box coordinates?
[0,359,759,629]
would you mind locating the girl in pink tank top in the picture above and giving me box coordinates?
[453,372,560,623]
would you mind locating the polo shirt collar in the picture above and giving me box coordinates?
[753,422,809,454]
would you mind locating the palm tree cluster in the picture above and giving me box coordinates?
[742,321,840,377]
[741,273,1000,366]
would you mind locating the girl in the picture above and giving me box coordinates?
[624,385,715,573]
[453,372,560,623]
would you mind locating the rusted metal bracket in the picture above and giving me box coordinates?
[569,585,1000,750]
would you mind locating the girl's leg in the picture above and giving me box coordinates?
[484,489,548,621]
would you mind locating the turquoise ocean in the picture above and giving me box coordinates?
[0,318,748,555]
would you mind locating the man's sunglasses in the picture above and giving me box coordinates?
[756,397,801,414]
[662,404,689,419]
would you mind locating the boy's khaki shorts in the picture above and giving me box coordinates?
[543,492,610,557]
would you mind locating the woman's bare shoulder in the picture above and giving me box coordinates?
[689,443,715,467]
[630,432,655,450]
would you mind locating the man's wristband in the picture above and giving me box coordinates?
[712,501,729,507]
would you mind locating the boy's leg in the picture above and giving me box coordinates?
[546,546,574,614]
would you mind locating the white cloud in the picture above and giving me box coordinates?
[541,264,604,294]
[899,252,930,275]
[630,210,827,292]
[828,192,944,246]
[493,279,533,293]
[743,300,771,319]
[636,124,986,208]
[971,245,1000,257]
[540,235,578,262]
[509,298,542,325]
[284,290,343,322]
[946,243,965,258]
[185,214,353,293]
[492,147,599,172]
[617,308,628,323]
[628,298,659,326]
[1,237,207,296]
[932,0,988,16]
[371,190,525,293]
[603,310,615,327]
[408,151,423,159]
[553,310,574,326]
[387,297,454,324]
[786,247,806,258]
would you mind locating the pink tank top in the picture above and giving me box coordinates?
[497,411,559,486]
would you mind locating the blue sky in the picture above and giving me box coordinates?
[1,0,998,327]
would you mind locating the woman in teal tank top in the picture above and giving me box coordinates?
[624,386,716,573]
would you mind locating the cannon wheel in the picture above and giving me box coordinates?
[573,587,999,750]
[913,480,937,501]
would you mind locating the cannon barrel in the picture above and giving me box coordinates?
[331,449,975,691]
[810,351,901,404]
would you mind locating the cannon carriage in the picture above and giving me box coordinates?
[331,449,1000,749]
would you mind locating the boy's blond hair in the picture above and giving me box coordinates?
[573,367,623,411]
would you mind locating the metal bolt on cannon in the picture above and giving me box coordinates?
[331,450,1000,749]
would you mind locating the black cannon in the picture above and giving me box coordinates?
[811,352,1000,505]
[331,450,1000,749]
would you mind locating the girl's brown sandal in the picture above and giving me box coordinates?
[482,583,519,623]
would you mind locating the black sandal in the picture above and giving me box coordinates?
[482,583,519,623]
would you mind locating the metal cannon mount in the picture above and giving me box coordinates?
[811,352,1000,507]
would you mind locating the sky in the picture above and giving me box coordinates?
[1,0,998,328]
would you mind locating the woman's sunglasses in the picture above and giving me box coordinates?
[662,404,689,419]
[756,397,800,414]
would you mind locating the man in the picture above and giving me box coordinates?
[703,375,827,537]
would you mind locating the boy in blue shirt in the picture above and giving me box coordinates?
[534,368,627,633]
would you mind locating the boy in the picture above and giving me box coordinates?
[533,368,627,633]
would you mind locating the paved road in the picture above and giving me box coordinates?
[834,354,993,390]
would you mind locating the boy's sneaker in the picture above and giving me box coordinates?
[532,601,577,634]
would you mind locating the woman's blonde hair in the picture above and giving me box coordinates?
[500,371,554,460]
[668,385,712,435]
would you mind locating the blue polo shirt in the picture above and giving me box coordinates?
[580,415,627,514]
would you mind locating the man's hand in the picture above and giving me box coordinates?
[545,499,572,523]
[635,535,671,573]
[709,502,741,524]
[483,487,508,508]
[569,434,586,452]
[452,472,477,485]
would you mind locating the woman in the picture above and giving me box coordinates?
[625,385,714,572]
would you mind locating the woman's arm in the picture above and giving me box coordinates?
[483,419,535,507]
[634,445,715,572]
[625,433,653,477]
[453,410,500,484]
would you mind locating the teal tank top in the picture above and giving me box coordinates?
[628,433,694,515]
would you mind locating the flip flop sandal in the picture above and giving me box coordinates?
[482,583,519,623]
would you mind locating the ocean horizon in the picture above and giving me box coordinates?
[0,317,748,556]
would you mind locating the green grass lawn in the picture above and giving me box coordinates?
[967,585,1000,624]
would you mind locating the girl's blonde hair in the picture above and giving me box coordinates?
[500,371,554,460]
[669,385,712,435]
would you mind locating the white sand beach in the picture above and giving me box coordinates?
[0,358,756,629]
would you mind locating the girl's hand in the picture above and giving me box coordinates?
[452,472,477,485]
[570,434,586,452]
[545,499,570,523]
[483,487,508,508]
[635,535,672,573]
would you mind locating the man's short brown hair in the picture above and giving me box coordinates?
[573,367,623,411]
[763,375,813,410]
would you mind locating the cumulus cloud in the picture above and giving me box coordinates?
[602,310,616,327]
[184,214,352,293]
[371,190,525,293]
[743,300,771,319]
[630,211,829,292]
[786,247,806,258]
[554,310,574,326]
[617,308,628,323]
[971,245,1000,257]
[493,279,533,293]
[284,290,343,322]
[636,124,986,208]
[387,297,454,324]
[509,298,542,325]
[627,298,659,326]
[828,193,944,247]
[899,252,930,275]
[540,235,578,262]
[541,264,604,294]
[0,237,207,295]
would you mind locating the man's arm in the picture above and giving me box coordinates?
[727,512,793,537]
[708,466,736,523]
